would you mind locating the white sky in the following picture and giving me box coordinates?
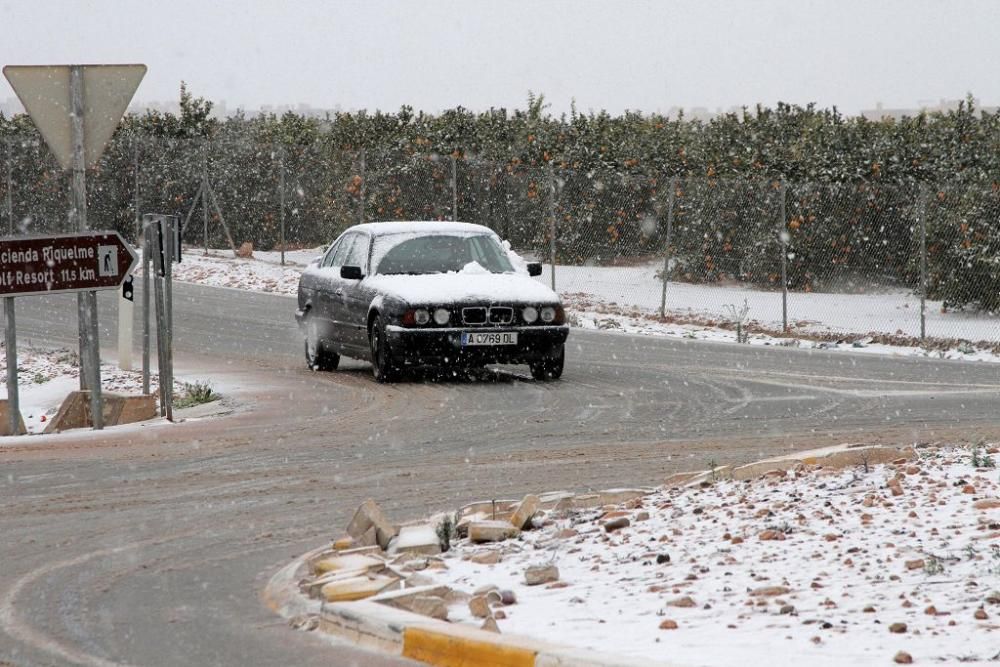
[1,0,998,116]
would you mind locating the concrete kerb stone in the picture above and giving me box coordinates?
[269,443,924,667]
[43,390,157,433]
[261,543,327,619]
[666,443,917,488]
[266,544,682,666]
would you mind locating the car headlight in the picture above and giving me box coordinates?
[414,308,431,325]
[540,306,556,323]
[433,308,450,325]
[522,306,539,324]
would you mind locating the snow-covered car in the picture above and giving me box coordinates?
[295,221,569,382]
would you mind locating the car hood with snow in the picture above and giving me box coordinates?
[363,261,559,307]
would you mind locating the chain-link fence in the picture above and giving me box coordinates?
[3,135,1000,345]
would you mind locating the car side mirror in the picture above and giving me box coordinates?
[340,265,364,280]
[527,262,543,277]
[308,256,321,267]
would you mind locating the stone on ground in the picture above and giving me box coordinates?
[525,563,559,586]
[392,524,442,556]
[468,520,520,543]
[346,499,398,550]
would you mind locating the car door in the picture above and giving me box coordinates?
[339,232,373,350]
[317,233,356,350]
[301,238,340,320]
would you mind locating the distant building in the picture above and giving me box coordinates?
[861,98,998,121]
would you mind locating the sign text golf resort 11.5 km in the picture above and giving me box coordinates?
[0,231,137,297]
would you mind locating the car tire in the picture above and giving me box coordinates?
[304,314,339,371]
[369,315,400,383]
[530,343,565,381]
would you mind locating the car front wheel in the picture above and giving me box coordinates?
[369,315,400,383]
[305,315,339,371]
[530,343,564,381]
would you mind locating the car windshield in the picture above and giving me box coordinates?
[372,233,514,275]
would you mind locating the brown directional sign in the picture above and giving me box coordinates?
[0,231,137,297]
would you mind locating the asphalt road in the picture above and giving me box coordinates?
[2,282,999,666]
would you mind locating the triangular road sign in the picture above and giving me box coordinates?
[2,64,146,170]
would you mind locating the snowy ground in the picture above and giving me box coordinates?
[162,247,1000,359]
[429,445,1000,666]
[547,263,1000,344]
[0,346,186,433]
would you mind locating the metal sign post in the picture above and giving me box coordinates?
[4,297,18,435]
[141,220,152,396]
[143,213,178,420]
[0,231,137,430]
[3,63,146,431]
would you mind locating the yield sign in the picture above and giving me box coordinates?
[2,64,146,170]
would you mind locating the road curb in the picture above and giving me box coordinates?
[266,556,681,666]
[266,442,919,666]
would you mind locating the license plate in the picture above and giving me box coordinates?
[461,332,518,346]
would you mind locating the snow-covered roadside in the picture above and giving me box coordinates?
[428,444,1000,666]
[164,246,1000,362]
[0,346,184,433]
[567,306,1000,363]
[148,247,312,295]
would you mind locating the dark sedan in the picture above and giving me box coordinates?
[295,221,569,382]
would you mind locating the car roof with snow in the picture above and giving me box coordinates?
[349,221,496,237]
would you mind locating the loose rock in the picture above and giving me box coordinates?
[604,517,631,532]
[525,564,559,586]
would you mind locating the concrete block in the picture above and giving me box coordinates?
[0,400,26,436]
[43,391,156,433]
[598,489,650,506]
[392,524,442,556]
[536,491,575,510]
[730,444,914,481]
[458,499,518,518]
[346,499,398,550]
[456,511,488,537]
[663,471,700,488]
[319,600,431,655]
[509,494,540,530]
[320,574,400,602]
[313,553,385,576]
[468,520,520,543]
[402,622,555,667]
[571,494,603,509]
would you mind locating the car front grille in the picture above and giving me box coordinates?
[461,306,514,326]
[488,307,513,324]
[462,307,487,325]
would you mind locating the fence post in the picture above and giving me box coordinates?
[547,164,556,291]
[279,146,286,266]
[919,183,928,341]
[780,178,788,332]
[5,139,13,236]
[451,154,458,222]
[202,149,210,255]
[133,135,140,242]
[358,149,366,226]
[659,176,677,319]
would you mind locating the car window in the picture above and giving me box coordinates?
[329,234,356,268]
[320,239,342,268]
[344,233,369,271]
[373,233,514,275]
